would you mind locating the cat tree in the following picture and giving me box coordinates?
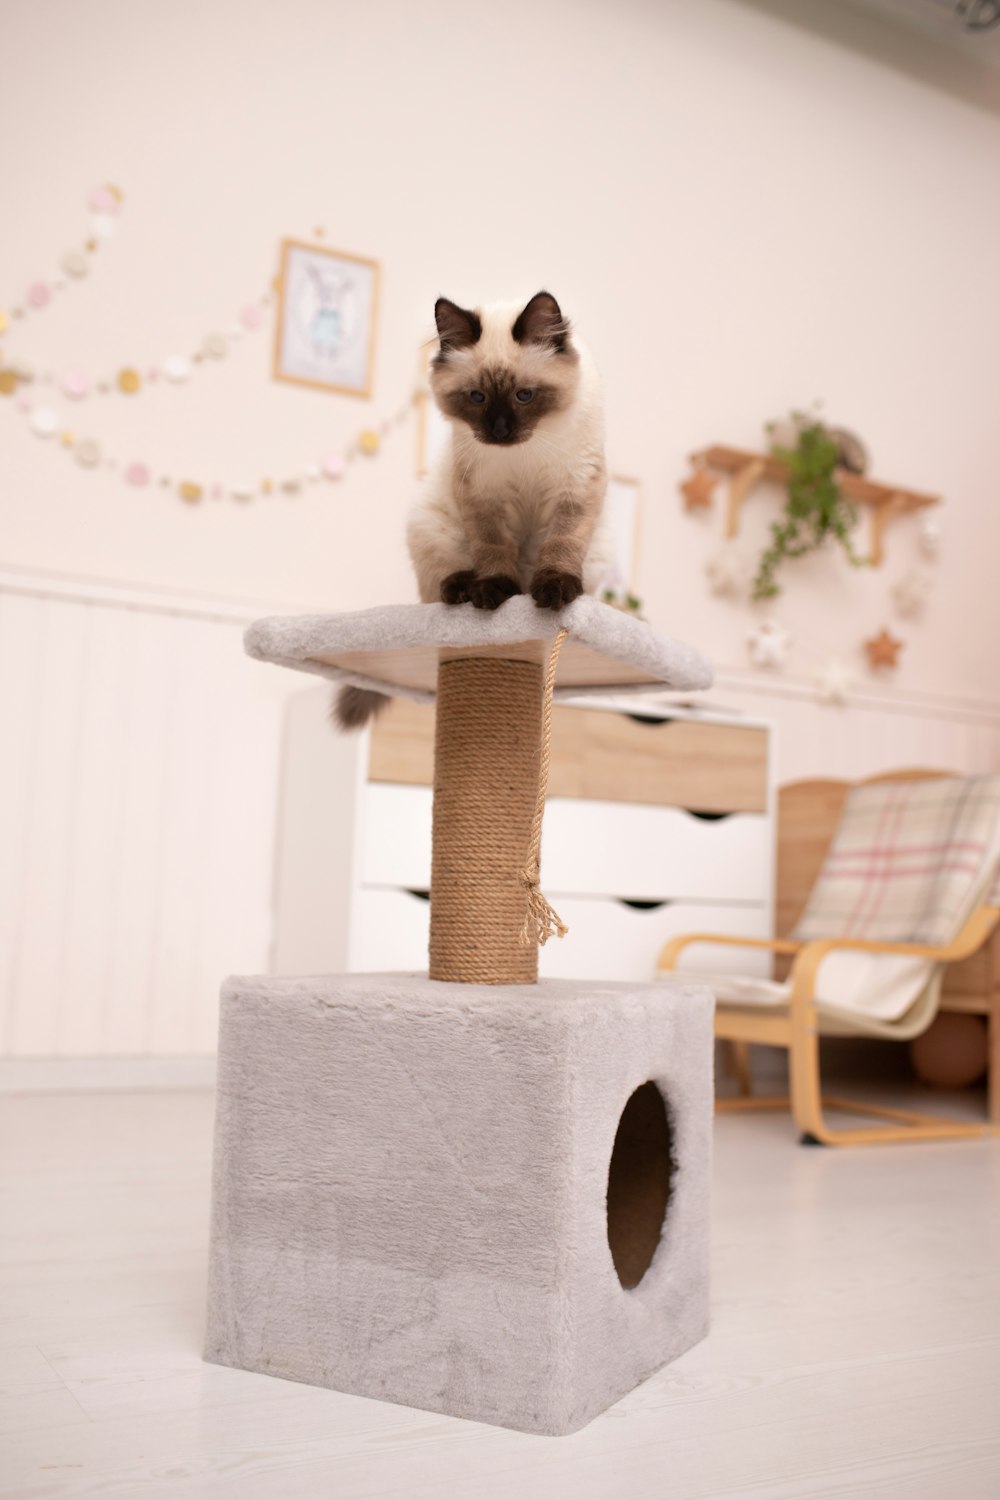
[204,594,716,1435]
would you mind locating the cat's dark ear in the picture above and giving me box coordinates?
[512,291,570,353]
[434,298,482,355]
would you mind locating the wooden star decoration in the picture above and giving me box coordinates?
[680,466,718,512]
[864,628,903,670]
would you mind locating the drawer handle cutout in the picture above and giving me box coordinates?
[405,888,431,902]
[686,809,733,822]
[617,898,674,911]
[624,713,675,727]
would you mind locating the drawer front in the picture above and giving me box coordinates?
[362,783,434,889]
[369,699,768,814]
[350,885,770,984]
[541,799,772,901]
[363,784,772,903]
[368,697,436,787]
[349,885,430,972]
[548,709,768,814]
[539,898,772,983]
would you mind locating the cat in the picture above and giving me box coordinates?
[335,290,610,730]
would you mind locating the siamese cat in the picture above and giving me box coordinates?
[335,290,610,729]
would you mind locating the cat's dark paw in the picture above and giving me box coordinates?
[468,575,520,610]
[440,570,477,605]
[530,568,583,610]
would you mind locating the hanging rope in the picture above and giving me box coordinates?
[520,627,570,947]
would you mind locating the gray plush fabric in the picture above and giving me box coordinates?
[204,973,713,1436]
[243,594,713,703]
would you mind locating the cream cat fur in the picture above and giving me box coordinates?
[335,291,610,730]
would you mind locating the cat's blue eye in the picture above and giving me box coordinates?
[469,390,486,404]
[515,389,534,403]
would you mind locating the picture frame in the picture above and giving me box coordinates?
[415,348,449,479]
[272,239,380,398]
[602,474,644,599]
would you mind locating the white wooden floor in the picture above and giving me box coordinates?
[2,1088,999,1500]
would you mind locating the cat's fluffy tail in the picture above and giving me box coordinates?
[332,684,390,732]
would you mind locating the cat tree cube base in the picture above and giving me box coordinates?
[208,599,717,1433]
[204,972,713,1435]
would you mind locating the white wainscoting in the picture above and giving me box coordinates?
[0,568,299,1059]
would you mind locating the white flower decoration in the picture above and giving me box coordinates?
[918,515,941,559]
[818,657,853,705]
[891,568,932,619]
[705,543,752,599]
[747,619,791,669]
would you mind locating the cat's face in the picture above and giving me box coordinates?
[430,292,579,446]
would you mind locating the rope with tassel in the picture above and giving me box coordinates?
[519,626,570,946]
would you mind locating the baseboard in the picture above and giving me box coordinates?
[0,1056,217,1094]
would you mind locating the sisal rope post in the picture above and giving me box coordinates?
[428,629,569,985]
[429,655,543,984]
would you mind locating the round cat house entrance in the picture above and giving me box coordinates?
[606,1081,673,1290]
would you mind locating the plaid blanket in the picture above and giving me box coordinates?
[794,774,1000,949]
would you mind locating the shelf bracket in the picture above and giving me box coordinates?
[725,459,766,539]
[685,444,941,570]
[868,492,908,567]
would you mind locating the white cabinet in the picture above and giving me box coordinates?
[363,783,772,903]
[273,692,775,984]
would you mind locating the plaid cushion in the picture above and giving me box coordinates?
[793,774,1000,949]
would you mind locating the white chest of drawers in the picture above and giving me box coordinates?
[271,690,775,983]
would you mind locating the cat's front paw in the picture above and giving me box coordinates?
[530,568,583,610]
[468,575,520,610]
[440,570,477,605]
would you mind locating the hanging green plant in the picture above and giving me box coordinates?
[752,411,866,601]
[602,586,644,619]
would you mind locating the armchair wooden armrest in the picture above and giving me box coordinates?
[788,905,1000,1009]
[658,932,802,972]
[658,906,1000,1014]
[660,904,1000,1147]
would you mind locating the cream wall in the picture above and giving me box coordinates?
[3,0,1000,769]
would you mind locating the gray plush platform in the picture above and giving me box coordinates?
[243,594,713,703]
[204,973,713,1436]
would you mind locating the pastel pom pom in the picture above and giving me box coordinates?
[89,184,120,214]
[61,371,90,400]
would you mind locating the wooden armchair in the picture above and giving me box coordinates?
[659,771,1000,1146]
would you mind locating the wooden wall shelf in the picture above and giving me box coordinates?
[690,444,941,566]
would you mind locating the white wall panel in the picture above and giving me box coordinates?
[0,574,297,1058]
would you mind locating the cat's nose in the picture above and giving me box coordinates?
[491,414,510,440]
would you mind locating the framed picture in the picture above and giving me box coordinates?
[415,349,449,478]
[601,474,643,598]
[272,239,380,398]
